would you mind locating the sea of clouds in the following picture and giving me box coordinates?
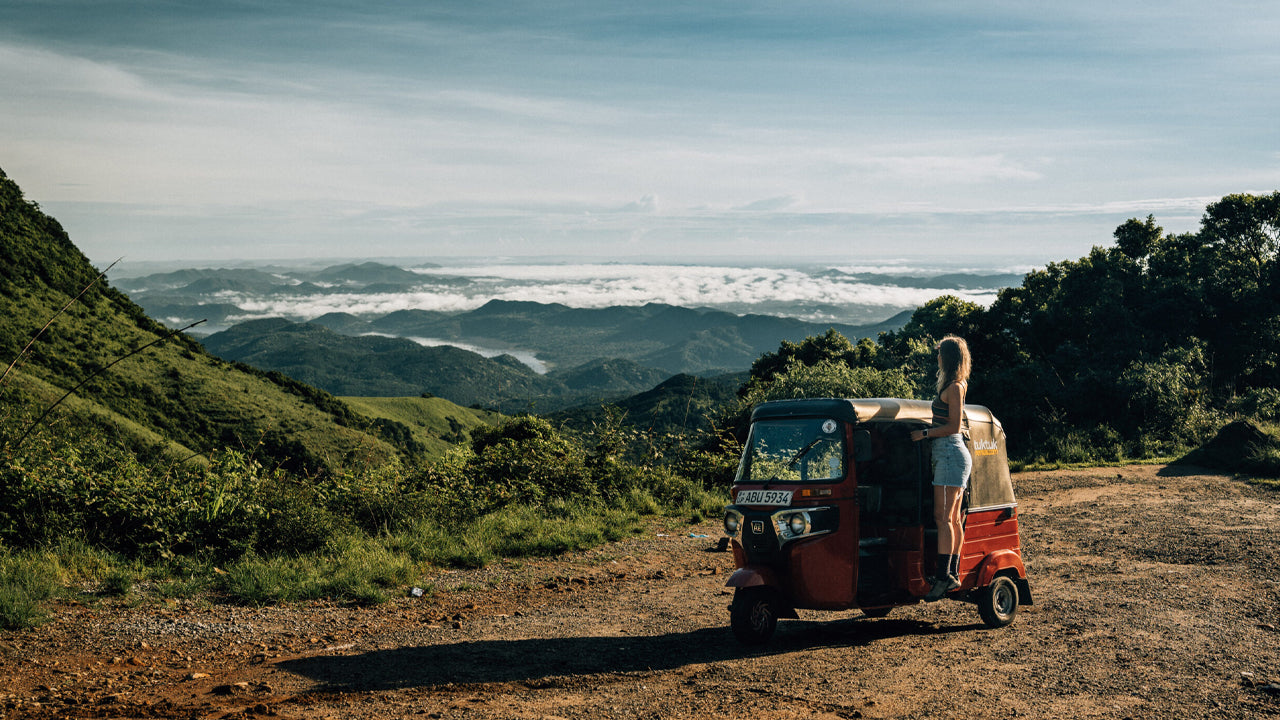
[220,261,1027,327]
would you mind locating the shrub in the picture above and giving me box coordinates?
[321,461,428,536]
[99,568,134,596]
[1228,388,1280,422]
[255,477,346,554]
[463,416,596,510]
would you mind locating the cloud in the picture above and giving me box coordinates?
[734,195,800,212]
[856,154,1043,184]
[8,2,1276,266]
[216,263,1003,327]
[614,195,659,213]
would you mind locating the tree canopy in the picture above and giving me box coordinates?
[739,191,1280,463]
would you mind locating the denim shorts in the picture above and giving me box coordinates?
[931,434,972,488]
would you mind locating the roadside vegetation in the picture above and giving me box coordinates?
[2,164,1279,629]
[0,397,724,628]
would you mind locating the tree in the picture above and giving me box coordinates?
[1199,192,1280,291]
[746,329,859,390]
[1194,192,1280,390]
[1113,214,1162,262]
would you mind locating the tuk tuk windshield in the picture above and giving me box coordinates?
[737,418,846,483]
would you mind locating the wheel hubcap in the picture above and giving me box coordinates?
[750,602,771,630]
[996,586,1015,616]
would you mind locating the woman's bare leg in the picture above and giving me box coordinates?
[933,485,952,553]
[946,486,965,575]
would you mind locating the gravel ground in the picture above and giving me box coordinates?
[2,464,1279,719]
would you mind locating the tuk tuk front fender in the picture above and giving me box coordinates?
[726,566,780,589]
[726,567,800,619]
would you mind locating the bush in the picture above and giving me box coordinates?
[1227,388,1280,422]
[256,478,346,554]
[1119,344,1220,447]
[99,567,134,596]
[321,461,428,536]
[464,417,596,509]
[1034,424,1125,465]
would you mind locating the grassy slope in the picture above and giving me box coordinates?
[0,168,412,473]
[339,396,500,456]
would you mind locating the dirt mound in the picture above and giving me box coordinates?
[1178,418,1280,475]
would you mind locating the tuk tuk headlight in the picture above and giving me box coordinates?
[770,506,835,544]
[787,513,808,536]
[723,508,743,538]
[774,511,811,539]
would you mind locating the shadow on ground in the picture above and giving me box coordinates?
[277,615,985,692]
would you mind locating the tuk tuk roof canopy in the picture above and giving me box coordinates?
[750,398,1015,510]
[749,397,998,427]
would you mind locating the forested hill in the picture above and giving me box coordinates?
[799,196,1280,467]
[0,168,453,474]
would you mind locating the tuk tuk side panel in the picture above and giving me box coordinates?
[959,507,1021,587]
[960,414,1022,590]
[785,522,857,610]
[857,526,932,605]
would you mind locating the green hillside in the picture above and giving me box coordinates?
[0,167,448,473]
[338,396,500,456]
[548,372,744,437]
[201,317,671,411]
[200,318,552,408]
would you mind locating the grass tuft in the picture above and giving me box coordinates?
[0,551,60,630]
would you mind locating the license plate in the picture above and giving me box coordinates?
[736,489,793,506]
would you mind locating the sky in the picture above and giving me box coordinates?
[2,1,1278,268]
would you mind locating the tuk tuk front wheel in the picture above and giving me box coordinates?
[730,587,779,645]
[977,575,1019,628]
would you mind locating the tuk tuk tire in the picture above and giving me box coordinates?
[861,607,892,618]
[731,587,779,645]
[978,575,1019,628]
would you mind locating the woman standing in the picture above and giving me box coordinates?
[911,335,973,600]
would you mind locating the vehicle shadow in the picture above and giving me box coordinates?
[277,616,985,692]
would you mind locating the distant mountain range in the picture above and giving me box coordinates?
[198,303,910,410]
[200,317,671,412]
[108,240,1026,419]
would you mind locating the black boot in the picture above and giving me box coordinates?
[941,554,960,591]
[949,553,960,581]
[926,555,957,601]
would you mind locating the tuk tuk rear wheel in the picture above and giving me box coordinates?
[731,587,779,645]
[978,575,1019,628]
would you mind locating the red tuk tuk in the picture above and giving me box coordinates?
[723,398,1031,644]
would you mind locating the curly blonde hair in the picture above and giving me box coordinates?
[935,335,971,395]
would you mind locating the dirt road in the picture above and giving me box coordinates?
[3,465,1279,719]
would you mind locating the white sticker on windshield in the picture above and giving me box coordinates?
[822,419,838,434]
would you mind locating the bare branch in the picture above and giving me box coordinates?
[1,257,122,387]
[13,319,207,450]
